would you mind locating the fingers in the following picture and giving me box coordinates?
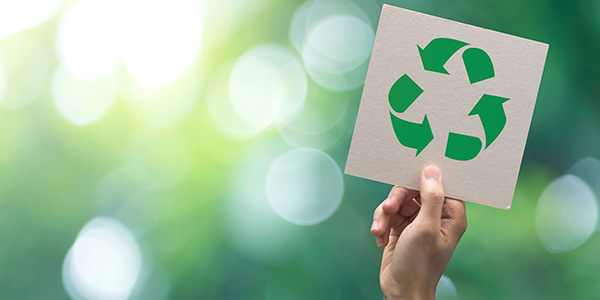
[441,198,467,241]
[382,187,418,215]
[371,205,388,247]
[371,186,418,248]
[414,165,445,230]
[399,197,420,217]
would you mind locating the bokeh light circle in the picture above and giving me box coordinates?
[57,0,202,86]
[290,0,374,91]
[0,35,49,110]
[436,275,458,300]
[206,60,264,140]
[0,0,65,42]
[51,65,119,126]
[536,174,598,253]
[56,0,121,79]
[266,148,343,225]
[568,157,600,199]
[120,0,202,87]
[229,44,307,133]
[62,216,142,300]
[303,14,374,73]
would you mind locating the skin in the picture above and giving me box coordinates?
[370,165,467,300]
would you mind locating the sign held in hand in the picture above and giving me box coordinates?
[345,4,549,209]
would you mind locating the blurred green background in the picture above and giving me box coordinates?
[0,0,599,299]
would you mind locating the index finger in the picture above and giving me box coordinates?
[382,186,419,215]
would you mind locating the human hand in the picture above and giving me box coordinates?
[370,165,467,300]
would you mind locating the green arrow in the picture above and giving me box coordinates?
[468,94,509,148]
[445,132,482,161]
[389,74,423,113]
[418,38,469,74]
[463,48,495,84]
[390,113,434,156]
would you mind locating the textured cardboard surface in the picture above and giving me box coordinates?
[345,4,549,209]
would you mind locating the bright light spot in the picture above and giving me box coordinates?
[120,0,202,87]
[266,148,343,225]
[304,15,374,73]
[51,65,119,126]
[568,157,600,197]
[57,0,202,86]
[229,44,307,133]
[536,174,598,253]
[206,60,264,140]
[0,35,49,110]
[568,157,600,231]
[0,0,64,42]
[121,69,201,128]
[225,141,301,261]
[62,217,142,300]
[124,128,194,191]
[291,0,374,91]
[56,0,121,79]
[436,275,458,300]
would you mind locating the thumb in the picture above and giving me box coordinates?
[415,165,445,229]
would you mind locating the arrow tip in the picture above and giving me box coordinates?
[415,115,433,156]
[468,94,510,116]
[417,45,450,75]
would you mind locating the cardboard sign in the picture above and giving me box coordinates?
[345,4,549,209]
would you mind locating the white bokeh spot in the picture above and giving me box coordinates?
[56,0,202,86]
[536,174,598,253]
[56,0,122,80]
[436,275,458,300]
[291,0,374,91]
[120,0,202,87]
[266,148,343,225]
[0,0,64,42]
[229,44,307,134]
[51,65,119,126]
[62,217,142,300]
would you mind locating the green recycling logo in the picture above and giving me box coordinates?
[389,38,509,161]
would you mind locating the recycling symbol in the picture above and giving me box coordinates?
[389,38,509,161]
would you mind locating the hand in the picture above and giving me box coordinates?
[370,165,467,300]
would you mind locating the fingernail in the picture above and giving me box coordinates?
[424,166,440,180]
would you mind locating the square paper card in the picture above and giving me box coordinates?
[345,4,549,209]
